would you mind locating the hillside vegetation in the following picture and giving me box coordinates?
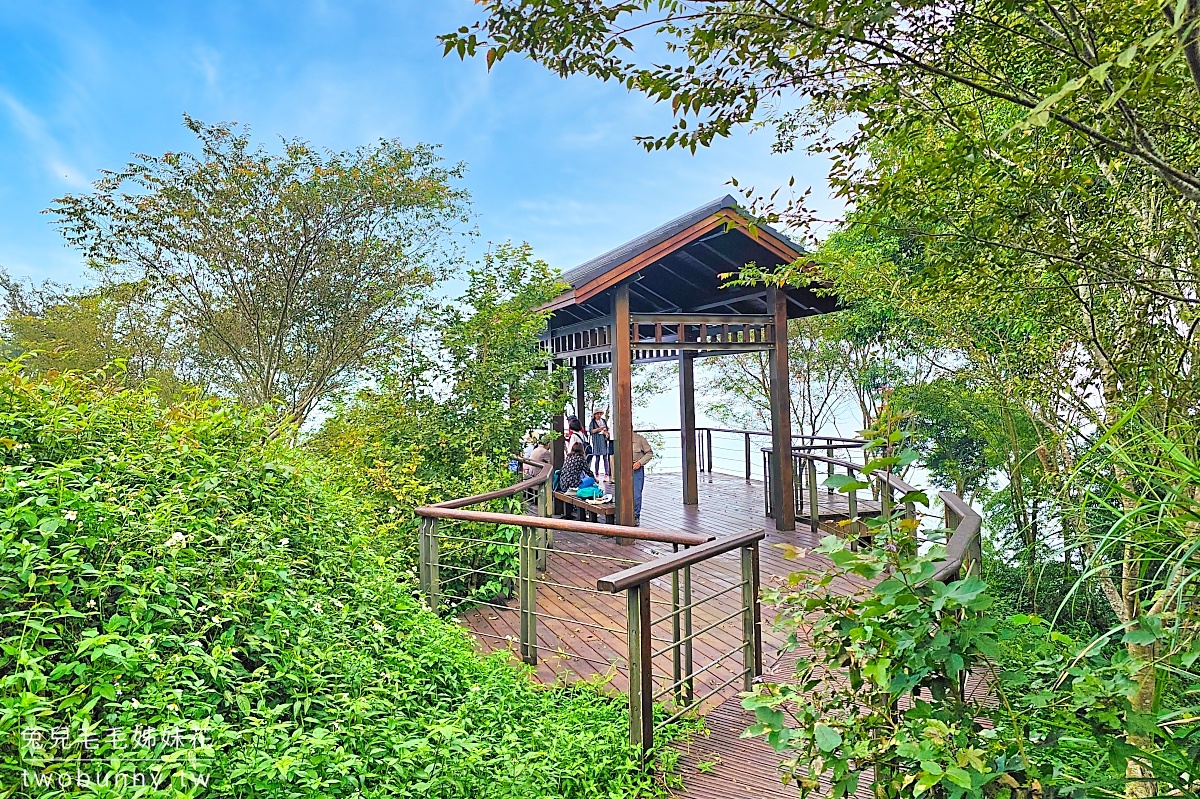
[0,363,667,798]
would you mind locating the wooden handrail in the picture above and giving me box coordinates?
[931,491,984,583]
[785,450,920,497]
[431,458,552,510]
[766,445,982,583]
[415,505,711,547]
[635,425,861,444]
[597,528,766,592]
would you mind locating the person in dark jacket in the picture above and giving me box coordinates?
[559,441,593,491]
[558,441,594,520]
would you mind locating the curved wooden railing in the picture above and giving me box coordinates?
[778,446,983,582]
[414,455,764,758]
[415,432,981,760]
[431,454,553,510]
[933,490,984,582]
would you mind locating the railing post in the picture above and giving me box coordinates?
[763,449,772,517]
[418,516,429,598]
[519,526,538,665]
[667,547,693,707]
[627,582,654,758]
[536,479,551,572]
[420,517,440,612]
[793,451,802,517]
[807,459,820,531]
[794,452,802,518]
[826,441,834,495]
[846,466,859,550]
[682,563,693,705]
[740,542,763,691]
[744,432,751,482]
[671,546,681,702]
[846,466,859,519]
[706,429,713,473]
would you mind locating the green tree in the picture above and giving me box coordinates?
[1,271,189,395]
[312,242,565,522]
[49,115,469,428]
[446,5,1200,792]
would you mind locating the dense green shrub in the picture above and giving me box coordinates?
[0,363,670,798]
[982,558,1119,642]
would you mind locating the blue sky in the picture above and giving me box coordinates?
[0,0,840,287]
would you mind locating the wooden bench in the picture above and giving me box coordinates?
[553,490,616,524]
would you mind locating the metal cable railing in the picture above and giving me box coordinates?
[414,455,768,760]
[415,435,981,761]
[636,426,862,483]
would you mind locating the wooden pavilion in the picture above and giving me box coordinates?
[418,195,983,795]
[539,195,837,530]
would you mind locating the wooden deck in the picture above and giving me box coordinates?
[458,471,880,797]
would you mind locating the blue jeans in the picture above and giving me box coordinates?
[633,466,645,520]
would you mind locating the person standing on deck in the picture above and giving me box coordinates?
[565,415,588,454]
[630,431,654,525]
[589,409,610,481]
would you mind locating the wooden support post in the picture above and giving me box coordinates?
[574,361,587,418]
[741,542,763,691]
[627,582,654,757]
[767,286,796,531]
[679,353,698,506]
[612,284,635,529]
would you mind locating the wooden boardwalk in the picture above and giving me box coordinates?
[457,471,880,797]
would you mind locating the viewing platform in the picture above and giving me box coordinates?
[455,468,880,798]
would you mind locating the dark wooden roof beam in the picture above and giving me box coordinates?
[628,277,682,313]
[655,254,743,315]
[693,239,745,271]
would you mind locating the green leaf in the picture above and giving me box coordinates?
[813,723,842,752]
[945,766,974,789]
[1087,61,1111,83]
[824,474,869,492]
[1122,627,1158,645]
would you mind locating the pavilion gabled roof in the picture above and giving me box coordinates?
[543,195,838,329]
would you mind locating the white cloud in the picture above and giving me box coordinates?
[0,89,92,190]
[193,45,222,94]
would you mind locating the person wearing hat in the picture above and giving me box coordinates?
[588,409,610,481]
